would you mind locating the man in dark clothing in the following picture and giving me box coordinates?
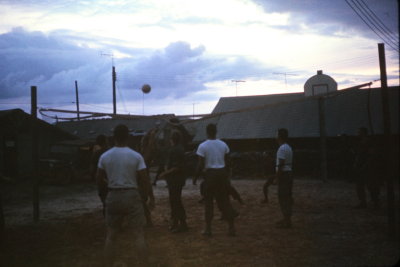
[159,132,188,233]
[196,179,243,205]
[152,139,167,186]
[353,127,381,209]
[195,123,237,236]
[275,128,293,229]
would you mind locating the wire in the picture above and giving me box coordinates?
[346,0,399,52]
[79,103,111,112]
[0,102,73,105]
[116,81,128,114]
[358,0,399,42]
[353,0,399,48]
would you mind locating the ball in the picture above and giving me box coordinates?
[141,84,151,94]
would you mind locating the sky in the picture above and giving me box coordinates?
[0,0,398,121]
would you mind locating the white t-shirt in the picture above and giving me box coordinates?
[196,139,229,169]
[276,143,293,172]
[98,147,146,189]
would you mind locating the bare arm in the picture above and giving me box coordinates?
[96,168,108,199]
[137,169,155,209]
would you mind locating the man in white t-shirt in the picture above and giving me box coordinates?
[97,124,155,267]
[195,123,237,236]
[275,128,294,229]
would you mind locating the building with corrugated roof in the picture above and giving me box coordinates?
[55,114,176,140]
[0,109,78,179]
[186,86,399,142]
[184,86,399,177]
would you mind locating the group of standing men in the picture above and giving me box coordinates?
[95,123,293,266]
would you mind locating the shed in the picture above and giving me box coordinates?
[184,86,399,177]
[55,114,176,140]
[0,109,78,179]
[187,86,399,142]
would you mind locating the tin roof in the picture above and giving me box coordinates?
[0,108,78,140]
[186,87,399,142]
[212,93,305,113]
[56,114,176,140]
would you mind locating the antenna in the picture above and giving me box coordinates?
[231,80,246,96]
[100,51,114,66]
[273,72,298,89]
[100,51,117,114]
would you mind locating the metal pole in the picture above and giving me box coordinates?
[75,80,80,121]
[112,66,117,115]
[378,43,396,237]
[31,86,39,222]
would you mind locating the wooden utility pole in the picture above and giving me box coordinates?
[112,66,117,115]
[378,43,396,237]
[75,80,80,121]
[31,86,39,222]
[100,52,117,115]
[318,96,328,182]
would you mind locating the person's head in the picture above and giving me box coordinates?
[113,124,129,145]
[96,134,107,147]
[206,123,217,139]
[358,127,368,137]
[170,131,181,145]
[277,128,288,144]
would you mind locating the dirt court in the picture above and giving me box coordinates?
[1,176,399,267]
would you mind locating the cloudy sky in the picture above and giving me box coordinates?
[0,0,398,121]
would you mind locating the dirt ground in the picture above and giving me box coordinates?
[1,175,399,267]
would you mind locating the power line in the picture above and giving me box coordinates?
[346,0,398,51]
[117,53,396,84]
[79,103,112,112]
[351,0,399,51]
[353,0,399,48]
[345,0,399,52]
[116,81,128,114]
[358,0,399,42]
[0,102,73,105]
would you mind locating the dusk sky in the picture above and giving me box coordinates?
[0,0,398,121]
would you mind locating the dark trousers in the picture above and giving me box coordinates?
[167,178,186,222]
[278,172,293,220]
[201,180,242,204]
[203,168,235,224]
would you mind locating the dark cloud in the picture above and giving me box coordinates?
[117,41,276,100]
[0,28,274,108]
[253,0,398,40]
[0,28,102,100]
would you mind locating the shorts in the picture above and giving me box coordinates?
[105,189,145,229]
